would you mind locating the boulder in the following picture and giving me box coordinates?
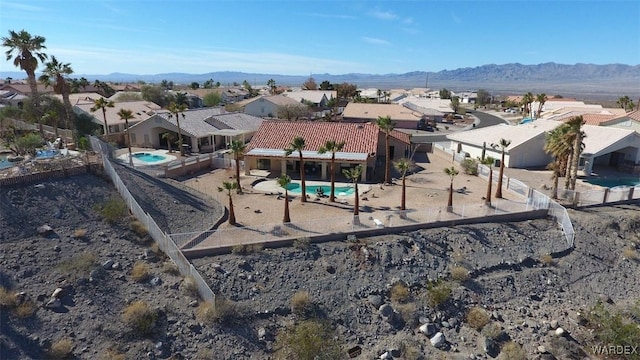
[45,298,62,309]
[419,323,437,337]
[51,288,64,299]
[430,332,445,349]
[37,225,53,235]
[368,294,383,307]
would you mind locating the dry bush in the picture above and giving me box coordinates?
[102,349,126,360]
[450,266,470,282]
[149,243,166,258]
[231,243,264,255]
[426,280,451,309]
[131,261,151,282]
[195,348,214,359]
[395,302,418,327]
[57,252,96,276]
[48,338,73,359]
[390,283,411,304]
[12,299,37,319]
[291,291,312,316]
[482,322,504,340]
[294,237,311,250]
[95,196,128,224]
[0,287,18,308]
[274,319,342,360]
[623,247,639,261]
[182,276,199,297]
[196,297,237,325]
[121,301,157,336]
[499,341,526,360]
[162,261,180,276]
[540,254,554,265]
[73,228,87,238]
[129,220,148,237]
[467,306,491,331]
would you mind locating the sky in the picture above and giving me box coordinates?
[1,0,639,76]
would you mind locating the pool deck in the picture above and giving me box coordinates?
[116,149,177,166]
[253,179,371,200]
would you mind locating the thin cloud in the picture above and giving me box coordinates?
[369,9,398,20]
[362,37,391,46]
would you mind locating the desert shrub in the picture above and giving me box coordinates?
[196,297,237,325]
[0,287,18,308]
[294,237,311,250]
[450,265,470,282]
[291,291,313,316]
[182,276,199,297]
[274,319,342,360]
[540,253,554,265]
[467,306,491,330]
[623,247,639,261]
[162,261,180,276]
[12,299,37,319]
[482,322,504,340]
[48,338,73,359]
[195,348,214,359]
[149,243,165,257]
[231,243,264,255]
[395,302,418,327]
[131,261,151,282]
[73,228,87,238]
[129,220,148,238]
[426,280,451,309]
[95,196,128,224]
[499,341,526,360]
[461,158,479,175]
[57,252,97,275]
[121,301,157,336]
[587,301,640,355]
[390,283,411,304]
[102,349,126,360]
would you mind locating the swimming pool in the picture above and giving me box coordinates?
[585,177,640,188]
[284,183,355,196]
[0,155,12,170]
[132,152,167,163]
[36,149,59,159]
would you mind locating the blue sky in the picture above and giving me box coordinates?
[1,0,639,76]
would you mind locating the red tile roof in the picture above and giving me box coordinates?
[247,121,385,154]
[578,113,618,126]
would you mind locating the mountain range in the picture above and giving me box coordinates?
[2,62,639,99]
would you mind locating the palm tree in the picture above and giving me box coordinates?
[393,158,415,213]
[167,102,188,156]
[39,56,74,130]
[162,132,176,153]
[479,156,496,206]
[229,139,246,193]
[267,79,277,95]
[342,165,363,223]
[317,140,346,202]
[521,92,534,116]
[285,136,307,203]
[566,116,586,190]
[444,166,459,211]
[90,97,115,136]
[42,109,59,137]
[2,30,47,99]
[494,138,511,199]
[535,93,547,118]
[117,108,135,166]
[376,115,395,185]
[544,125,573,199]
[218,181,238,225]
[617,96,635,112]
[277,174,291,223]
[174,91,188,106]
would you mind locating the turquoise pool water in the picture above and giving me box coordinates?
[132,152,167,163]
[0,155,12,170]
[585,177,640,188]
[284,183,355,196]
[36,149,59,158]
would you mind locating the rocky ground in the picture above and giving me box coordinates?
[1,163,639,359]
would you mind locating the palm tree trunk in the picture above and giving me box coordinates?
[283,190,290,223]
[353,183,359,216]
[400,176,406,210]
[228,195,236,225]
[126,119,133,167]
[62,91,73,132]
[570,133,582,190]
[552,169,559,200]
[485,168,493,206]
[329,156,336,202]
[564,152,573,190]
[495,151,505,198]
[177,118,184,157]
[447,181,454,211]
[102,109,109,136]
[299,153,306,203]
[235,156,242,193]
[385,132,390,184]
[27,71,38,99]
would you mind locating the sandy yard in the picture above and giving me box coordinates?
[181,150,529,231]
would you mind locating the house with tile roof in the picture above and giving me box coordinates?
[74,100,161,136]
[0,83,54,96]
[126,108,264,153]
[282,90,335,107]
[342,103,423,129]
[595,110,640,133]
[243,121,411,182]
[235,95,307,118]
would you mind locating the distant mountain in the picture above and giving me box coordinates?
[2,62,639,99]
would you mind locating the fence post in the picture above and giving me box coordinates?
[602,188,609,204]
[628,187,635,201]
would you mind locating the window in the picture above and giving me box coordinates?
[257,159,271,170]
[130,133,136,144]
[199,137,210,147]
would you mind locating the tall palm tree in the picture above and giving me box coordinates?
[174,91,188,106]
[393,158,415,212]
[376,115,395,185]
[617,96,634,112]
[42,109,59,138]
[521,92,534,116]
[535,93,547,118]
[277,174,291,223]
[566,116,586,190]
[39,56,74,130]
[479,156,496,206]
[317,139,346,202]
[229,139,246,193]
[342,165,363,223]
[90,97,115,136]
[2,30,47,99]
[167,102,188,156]
[544,125,573,198]
[285,136,307,203]
[444,166,459,211]
[495,138,511,199]
[218,181,238,225]
[117,109,135,166]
